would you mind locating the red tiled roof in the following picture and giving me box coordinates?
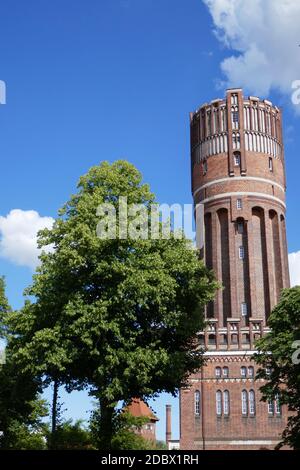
[125,398,159,422]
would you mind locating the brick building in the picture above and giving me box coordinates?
[180,88,290,450]
[125,398,158,442]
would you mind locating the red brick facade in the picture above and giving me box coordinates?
[180,89,290,450]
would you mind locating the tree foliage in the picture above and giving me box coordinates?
[4,161,218,449]
[47,419,94,450]
[255,286,300,449]
[0,350,48,449]
[0,276,11,340]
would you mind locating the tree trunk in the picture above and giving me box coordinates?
[98,398,115,450]
[50,379,59,449]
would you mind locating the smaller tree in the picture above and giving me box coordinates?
[90,408,158,450]
[0,277,48,450]
[0,276,11,345]
[0,352,48,449]
[47,419,94,450]
[255,286,300,449]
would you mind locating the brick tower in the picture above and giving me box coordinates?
[180,88,290,450]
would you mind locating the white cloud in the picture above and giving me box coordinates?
[289,251,300,287]
[203,0,300,97]
[0,209,54,269]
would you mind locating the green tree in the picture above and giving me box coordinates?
[3,420,47,450]
[0,350,48,449]
[0,276,48,449]
[90,409,158,450]
[255,286,300,449]
[0,276,11,344]
[8,161,217,449]
[47,419,94,450]
[0,276,10,311]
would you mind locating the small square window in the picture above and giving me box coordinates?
[265,367,272,378]
[237,199,242,210]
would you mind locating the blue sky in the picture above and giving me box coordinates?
[0,0,300,441]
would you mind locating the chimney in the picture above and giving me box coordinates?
[166,404,172,445]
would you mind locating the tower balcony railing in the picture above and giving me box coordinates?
[198,318,267,352]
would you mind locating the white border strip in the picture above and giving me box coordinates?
[204,350,257,356]
[193,176,284,197]
[199,191,286,208]
[195,440,279,446]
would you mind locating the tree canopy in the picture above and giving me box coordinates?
[5,161,217,449]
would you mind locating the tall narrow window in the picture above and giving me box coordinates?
[207,112,211,136]
[194,390,201,416]
[242,390,248,415]
[275,394,281,415]
[215,367,222,378]
[268,401,274,415]
[241,366,247,378]
[249,390,256,416]
[223,390,230,416]
[248,366,254,378]
[237,199,242,210]
[232,110,239,123]
[269,157,273,172]
[237,221,244,234]
[216,390,222,416]
[223,366,229,378]
[241,302,248,316]
[203,160,208,175]
[232,110,239,130]
[239,246,245,259]
[234,153,241,166]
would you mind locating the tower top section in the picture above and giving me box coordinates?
[190,88,285,196]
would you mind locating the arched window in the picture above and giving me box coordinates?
[242,390,248,415]
[223,366,229,378]
[241,366,247,378]
[248,366,254,378]
[215,367,222,378]
[249,390,256,415]
[216,390,222,416]
[194,390,201,416]
[223,390,230,416]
